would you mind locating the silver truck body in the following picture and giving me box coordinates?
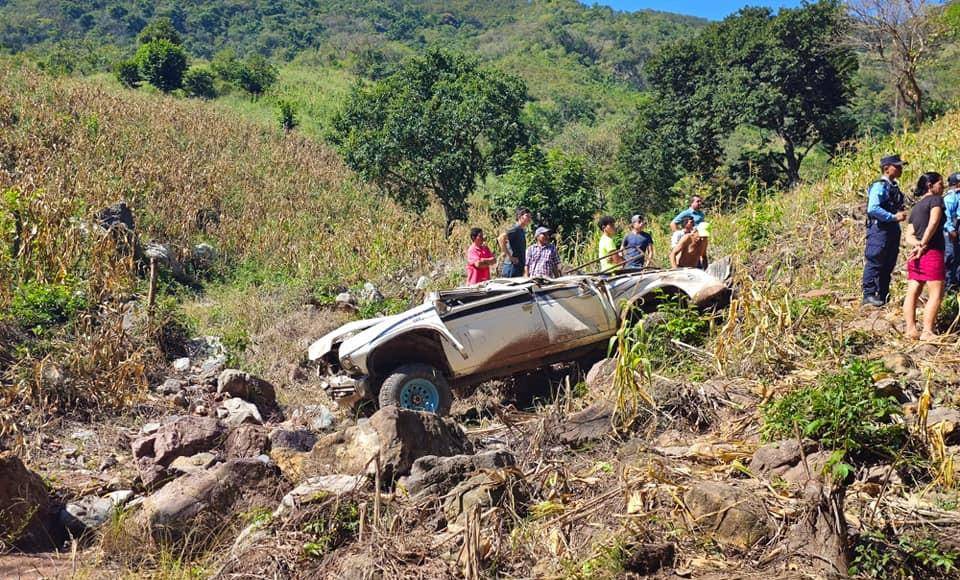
[308,267,729,408]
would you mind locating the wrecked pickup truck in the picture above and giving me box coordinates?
[308,267,730,416]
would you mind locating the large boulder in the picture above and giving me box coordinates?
[217,397,263,428]
[132,458,287,546]
[0,452,60,550]
[400,450,516,499]
[131,416,226,490]
[683,482,774,550]
[226,425,271,459]
[59,491,134,536]
[217,370,278,414]
[585,358,617,393]
[306,407,473,482]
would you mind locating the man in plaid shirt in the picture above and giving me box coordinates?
[525,226,561,278]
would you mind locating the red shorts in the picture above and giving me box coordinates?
[907,248,946,282]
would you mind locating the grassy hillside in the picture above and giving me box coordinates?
[0,61,480,433]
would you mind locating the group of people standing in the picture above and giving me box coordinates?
[465,207,561,284]
[465,196,714,285]
[861,154,960,341]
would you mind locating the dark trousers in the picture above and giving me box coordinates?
[947,235,960,290]
[862,223,900,302]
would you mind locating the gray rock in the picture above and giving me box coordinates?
[683,482,774,550]
[158,379,183,395]
[415,276,430,290]
[359,282,384,303]
[585,358,617,393]
[217,370,278,413]
[0,452,60,550]
[191,243,217,268]
[173,358,191,372]
[443,471,527,529]
[335,292,357,310]
[305,407,473,482]
[141,422,161,435]
[749,439,819,479]
[401,450,516,499]
[555,402,615,445]
[169,452,218,475]
[274,475,368,517]
[291,405,335,431]
[218,398,263,427]
[96,201,135,231]
[105,490,134,506]
[200,355,226,378]
[269,428,317,452]
[874,378,906,402]
[132,459,288,546]
[60,496,117,535]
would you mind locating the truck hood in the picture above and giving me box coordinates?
[307,303,440,362]
[307,316,390,361]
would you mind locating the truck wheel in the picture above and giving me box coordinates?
[378,364,453,416]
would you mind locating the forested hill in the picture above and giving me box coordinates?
[0,0,704,91]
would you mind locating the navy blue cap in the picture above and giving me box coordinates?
[880,154,907,169]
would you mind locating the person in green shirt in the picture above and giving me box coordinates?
[597,216,623,273]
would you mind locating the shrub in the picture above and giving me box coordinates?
[8,281,87,334]
[115,59,141,88]
[761,358,904,456]
[236,55,277,97]
[851,529,959,578]
[135,40,187,93]
[277,100,298,132]
[183,67,216,99]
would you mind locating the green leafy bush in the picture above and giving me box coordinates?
[183,67,216,99]
[277,100,298,132]
[488,146,599,236]
[8,281,87,333]
[851,529,959,578]
[135,39,187,93]
[761,359,903,456]
[114,59,141,88]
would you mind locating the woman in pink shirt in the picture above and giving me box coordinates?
[466,227,496,285]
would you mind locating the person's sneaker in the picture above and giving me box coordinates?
[862,295,885,307]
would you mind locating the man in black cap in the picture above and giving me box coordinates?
[862,154,908,306]
[944,172,960,290]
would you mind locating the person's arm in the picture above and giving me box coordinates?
[700,239,709,269]
[669,238,684,268]
[550,248,561,277]
[669,212,684,232]
[946,196,958,240]
[645,239,654,266]
[867,182,906,223]
[498,232,518,264]
[480,247,497,267]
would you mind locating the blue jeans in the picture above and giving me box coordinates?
[501,261,523,277]
[862,223,900,302]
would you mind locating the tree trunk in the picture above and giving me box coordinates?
[783,138,802,186]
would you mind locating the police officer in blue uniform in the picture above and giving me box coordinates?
[862,154,909,307]
[944,172,960,291]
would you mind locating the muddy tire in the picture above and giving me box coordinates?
[378,364,453,416]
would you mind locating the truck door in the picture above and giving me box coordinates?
[534,279,617,348]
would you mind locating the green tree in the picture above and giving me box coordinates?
[328,49,529,229]
[624,0,856,188]
[236,55,278,97]
[136,16,182,46]
[183,67,216,99]
[114,58,141,88]
[490,146,599,235]
[210,49,243,83]
[135,39,187,93]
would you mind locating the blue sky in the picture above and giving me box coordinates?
[591,0,805,20]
